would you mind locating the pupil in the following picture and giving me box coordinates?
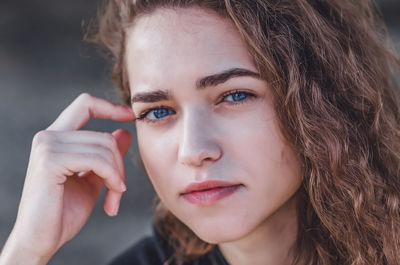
[233,93,246,101]
[154,108,168,119]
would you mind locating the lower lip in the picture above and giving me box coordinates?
[181,185,243,205]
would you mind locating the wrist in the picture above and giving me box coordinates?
[0,232,52,265]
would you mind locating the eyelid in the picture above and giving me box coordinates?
[218,89,256,103]
[136,105,175,121]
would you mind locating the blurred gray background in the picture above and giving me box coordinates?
[0,0,399,264]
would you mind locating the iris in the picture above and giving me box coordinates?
[148,108,173,120]
[225,92,248,102]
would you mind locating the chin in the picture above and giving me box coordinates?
[183,215,258,244]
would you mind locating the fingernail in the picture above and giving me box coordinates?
[120,182,127,192]
[113,203,120,216]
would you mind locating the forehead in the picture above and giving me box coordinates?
[125,7,257,93]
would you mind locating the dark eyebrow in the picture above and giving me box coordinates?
[195,67,260,89]
[131,90,169,104]
[131,67,260,104]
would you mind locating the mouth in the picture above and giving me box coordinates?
[180,180,244,205]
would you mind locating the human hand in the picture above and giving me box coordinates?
[0,93,135,264]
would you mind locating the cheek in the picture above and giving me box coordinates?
[136,127,176,201]
[250,129,301,186]
[226,114,302,205]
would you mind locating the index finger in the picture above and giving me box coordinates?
[47,93,135,131]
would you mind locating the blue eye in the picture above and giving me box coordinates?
[137,107,175,121]
[223,91,251,102]
[147,108,174,120]
[137,91,255,123]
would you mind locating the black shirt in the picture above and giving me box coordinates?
[109,228,229,265]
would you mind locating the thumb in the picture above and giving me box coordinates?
[112,129,132,156]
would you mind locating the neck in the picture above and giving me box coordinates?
[218,195,298,265]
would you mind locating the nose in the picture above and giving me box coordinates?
[177,108,222,167]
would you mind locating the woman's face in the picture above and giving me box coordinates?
[127,7,302,243]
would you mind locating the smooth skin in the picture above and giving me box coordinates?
[0,93,135,265]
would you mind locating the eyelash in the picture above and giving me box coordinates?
[136,90,256,123]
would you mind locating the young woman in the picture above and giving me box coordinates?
[1,0,399,264]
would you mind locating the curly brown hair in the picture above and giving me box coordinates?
[85,0,400,264]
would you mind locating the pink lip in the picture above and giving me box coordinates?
[181,180,243,205]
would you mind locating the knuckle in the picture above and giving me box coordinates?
[32,130,52,146]
[92,152,108,167]
[32,132,60,163]
[76,93,92,107]
[110,136,119,152]
[36,142,54,158]
[107,159,119,176]
[34,145,57,171]
[101,146,114,163]
[103,132,118,149]
[99,159,117,179]
[78,92,92,101]
[99,153,119,174]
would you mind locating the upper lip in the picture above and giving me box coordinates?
[181,180,240,195]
